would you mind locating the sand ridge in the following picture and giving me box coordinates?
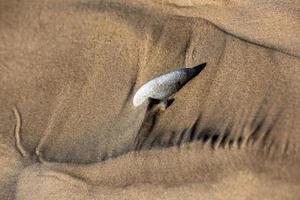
[0,0,299,199]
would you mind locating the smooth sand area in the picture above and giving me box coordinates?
[0,0,299,199]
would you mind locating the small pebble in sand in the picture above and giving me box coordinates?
[133,63,206,107]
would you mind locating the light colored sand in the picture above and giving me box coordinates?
[0,0,299,199]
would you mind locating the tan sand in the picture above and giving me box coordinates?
[0,0,299,199]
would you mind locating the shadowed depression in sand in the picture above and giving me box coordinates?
[0,0,300,199]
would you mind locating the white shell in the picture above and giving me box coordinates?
[133,63,206,107]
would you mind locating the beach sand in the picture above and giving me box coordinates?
[0,0,299,199]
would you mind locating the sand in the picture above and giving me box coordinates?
[0,0,299,199]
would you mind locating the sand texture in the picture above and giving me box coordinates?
[0,0,300,199]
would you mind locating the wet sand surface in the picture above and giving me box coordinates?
[0,0,299,199]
